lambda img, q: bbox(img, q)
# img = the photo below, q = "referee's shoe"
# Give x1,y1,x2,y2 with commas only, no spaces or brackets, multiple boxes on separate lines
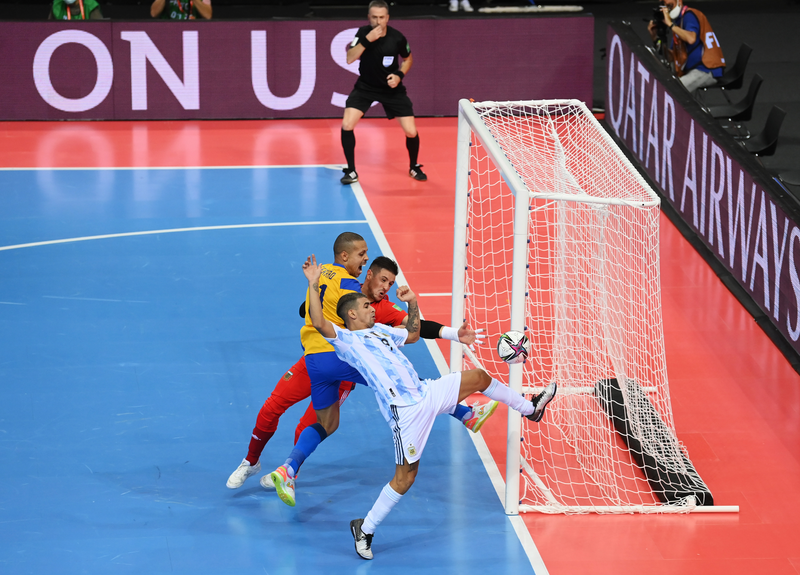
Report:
409,164,428,181
341,168,359,185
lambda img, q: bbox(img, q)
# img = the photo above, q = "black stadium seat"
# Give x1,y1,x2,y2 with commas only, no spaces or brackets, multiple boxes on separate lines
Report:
743,106,787,157
706,74,763,122
702,43,753,95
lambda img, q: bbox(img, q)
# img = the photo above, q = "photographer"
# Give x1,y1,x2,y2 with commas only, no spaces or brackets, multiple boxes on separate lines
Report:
648,0,725,93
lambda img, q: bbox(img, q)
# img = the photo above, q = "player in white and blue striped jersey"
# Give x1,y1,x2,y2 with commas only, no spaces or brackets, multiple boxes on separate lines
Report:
302,254,558,560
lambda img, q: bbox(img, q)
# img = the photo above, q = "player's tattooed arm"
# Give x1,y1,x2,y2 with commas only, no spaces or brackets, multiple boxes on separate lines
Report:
396,286,420,344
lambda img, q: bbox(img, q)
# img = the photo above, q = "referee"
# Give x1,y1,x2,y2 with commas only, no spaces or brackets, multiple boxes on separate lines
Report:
340,0,427,185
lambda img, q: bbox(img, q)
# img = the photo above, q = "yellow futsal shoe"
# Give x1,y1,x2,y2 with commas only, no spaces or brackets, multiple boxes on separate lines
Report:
270,465,296,507
463,400,499,433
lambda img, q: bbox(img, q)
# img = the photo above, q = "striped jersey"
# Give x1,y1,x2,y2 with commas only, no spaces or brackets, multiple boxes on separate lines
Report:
326,323,428,422
300,263,362,355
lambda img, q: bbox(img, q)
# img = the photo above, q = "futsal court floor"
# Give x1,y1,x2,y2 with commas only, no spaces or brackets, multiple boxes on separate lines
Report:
1,118,799,575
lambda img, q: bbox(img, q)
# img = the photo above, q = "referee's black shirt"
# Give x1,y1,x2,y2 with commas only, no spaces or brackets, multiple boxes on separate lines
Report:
352,25,411,92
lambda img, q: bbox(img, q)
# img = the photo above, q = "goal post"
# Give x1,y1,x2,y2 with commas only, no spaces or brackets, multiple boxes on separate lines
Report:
451,99,738,515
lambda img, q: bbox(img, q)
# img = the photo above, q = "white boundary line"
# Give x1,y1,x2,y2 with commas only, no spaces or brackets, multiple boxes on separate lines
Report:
350,181,549,575
0,221,367,252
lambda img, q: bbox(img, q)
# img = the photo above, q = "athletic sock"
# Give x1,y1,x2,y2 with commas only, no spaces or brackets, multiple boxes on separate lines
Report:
450,403,472,422
285,423,328,476
246,428,275,466
482,378,534,416
362,483,403,535
341,129,356,171
406,134,420,167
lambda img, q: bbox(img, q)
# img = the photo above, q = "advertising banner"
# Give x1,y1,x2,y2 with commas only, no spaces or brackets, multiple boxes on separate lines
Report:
606,22,800,362
0,17,593,120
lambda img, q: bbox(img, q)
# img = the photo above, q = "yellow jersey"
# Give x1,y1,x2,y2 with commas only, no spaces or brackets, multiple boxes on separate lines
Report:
301,263,362,355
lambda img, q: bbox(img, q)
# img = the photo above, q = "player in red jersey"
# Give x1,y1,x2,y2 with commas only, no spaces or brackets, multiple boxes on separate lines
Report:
226,256,494,489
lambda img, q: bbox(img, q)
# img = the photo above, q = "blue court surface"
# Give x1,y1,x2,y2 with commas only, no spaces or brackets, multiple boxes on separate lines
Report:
0,166,537,574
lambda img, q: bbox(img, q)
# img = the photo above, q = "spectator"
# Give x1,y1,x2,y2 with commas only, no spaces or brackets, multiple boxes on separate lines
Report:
648,0,725,93
151,0,212,20
49,0,102,20
449,0,474,12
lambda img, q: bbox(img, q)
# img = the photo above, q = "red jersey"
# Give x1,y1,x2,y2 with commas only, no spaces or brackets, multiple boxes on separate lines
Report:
372,296,408,327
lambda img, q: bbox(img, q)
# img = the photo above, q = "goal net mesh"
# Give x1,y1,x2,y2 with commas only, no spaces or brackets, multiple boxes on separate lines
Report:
458,100,701,513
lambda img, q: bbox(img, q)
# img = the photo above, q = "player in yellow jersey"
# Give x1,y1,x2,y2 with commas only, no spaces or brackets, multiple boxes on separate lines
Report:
269,232,369,505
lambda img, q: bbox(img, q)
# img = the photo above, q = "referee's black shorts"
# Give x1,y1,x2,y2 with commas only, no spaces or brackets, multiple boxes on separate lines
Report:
345,84,414,120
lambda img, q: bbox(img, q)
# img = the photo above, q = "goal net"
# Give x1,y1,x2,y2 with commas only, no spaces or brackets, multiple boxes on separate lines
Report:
451,99,715,514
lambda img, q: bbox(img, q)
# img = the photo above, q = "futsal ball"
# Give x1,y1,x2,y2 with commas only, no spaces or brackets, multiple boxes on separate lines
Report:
496,330,530,364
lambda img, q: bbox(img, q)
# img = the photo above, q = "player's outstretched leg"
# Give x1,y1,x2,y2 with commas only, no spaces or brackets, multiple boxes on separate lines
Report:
458,369,557,423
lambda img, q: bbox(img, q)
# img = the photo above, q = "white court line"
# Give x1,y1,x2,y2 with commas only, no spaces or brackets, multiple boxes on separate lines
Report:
43,295,150,304
350,181,549,575
0,220,367,252
418,292,453,297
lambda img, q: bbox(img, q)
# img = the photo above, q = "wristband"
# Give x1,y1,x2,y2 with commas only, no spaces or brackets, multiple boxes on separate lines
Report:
420,320,443,339
395,70,404,80
441,326,460,342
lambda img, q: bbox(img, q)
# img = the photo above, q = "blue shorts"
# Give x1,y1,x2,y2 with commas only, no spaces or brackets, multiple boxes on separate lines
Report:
305,351,366,410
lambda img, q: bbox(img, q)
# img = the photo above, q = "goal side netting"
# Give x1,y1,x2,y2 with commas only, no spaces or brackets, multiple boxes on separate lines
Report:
451,99,725,515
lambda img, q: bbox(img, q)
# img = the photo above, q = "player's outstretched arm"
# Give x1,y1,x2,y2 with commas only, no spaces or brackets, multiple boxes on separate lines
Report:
416,319,485,349
303,255,336,339
396,286,420,344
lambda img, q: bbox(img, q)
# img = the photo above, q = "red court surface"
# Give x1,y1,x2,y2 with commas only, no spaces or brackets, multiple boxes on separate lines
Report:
3,118,799,574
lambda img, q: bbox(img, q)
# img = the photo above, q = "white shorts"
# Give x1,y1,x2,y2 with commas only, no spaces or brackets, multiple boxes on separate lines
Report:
389,371,461,465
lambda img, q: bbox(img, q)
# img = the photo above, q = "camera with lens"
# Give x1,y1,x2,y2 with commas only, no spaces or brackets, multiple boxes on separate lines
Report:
651,3,669,43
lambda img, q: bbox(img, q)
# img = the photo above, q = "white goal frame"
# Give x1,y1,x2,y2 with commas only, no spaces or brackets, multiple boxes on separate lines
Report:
450,98,738,515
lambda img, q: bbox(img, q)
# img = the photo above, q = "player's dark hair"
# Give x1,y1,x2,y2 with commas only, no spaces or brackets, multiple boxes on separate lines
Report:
337,292,368,326
369,256,399,276
333,232,365,259
368,0,389,12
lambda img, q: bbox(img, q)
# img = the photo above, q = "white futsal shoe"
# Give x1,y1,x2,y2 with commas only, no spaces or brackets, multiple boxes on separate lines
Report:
260,473,275,490
527,381,557,423
226,459,261,489
271,465,296,507
463,400,499,433
350,518,374,560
